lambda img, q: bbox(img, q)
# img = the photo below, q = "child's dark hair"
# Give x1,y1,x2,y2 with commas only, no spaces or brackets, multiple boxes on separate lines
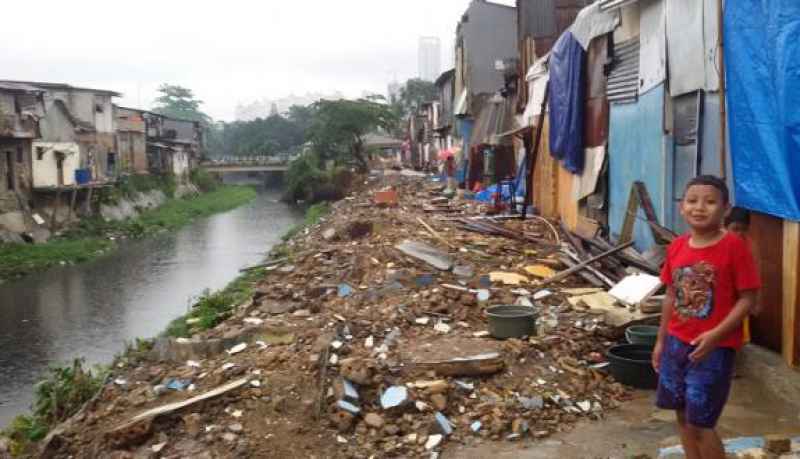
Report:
685,175,729,204
726,206,751,226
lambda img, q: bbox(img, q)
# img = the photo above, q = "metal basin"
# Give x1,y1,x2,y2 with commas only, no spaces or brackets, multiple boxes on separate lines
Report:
486,305,537,339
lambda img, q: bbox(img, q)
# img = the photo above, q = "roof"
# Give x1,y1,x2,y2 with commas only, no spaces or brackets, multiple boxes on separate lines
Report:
434,69,455,88
0,81,44,94
362,132,403,148
0,80,122,97
598,0,639,11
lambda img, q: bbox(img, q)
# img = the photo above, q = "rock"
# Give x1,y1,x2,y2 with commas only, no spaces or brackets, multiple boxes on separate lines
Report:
0,229,24,244
764,435,791,454
340,358,375,385
183,413,203,437
292,309,312,318
330,411,355,433
221,432,238,443
511,418,529,435
364,413,385,429
228,423,243,433
260,300,298,315
384,424,400,436
424,434,443,450
30,227,51,244
430,394,447,411
395,240,454,271
518,395,544,411
322,228,337,240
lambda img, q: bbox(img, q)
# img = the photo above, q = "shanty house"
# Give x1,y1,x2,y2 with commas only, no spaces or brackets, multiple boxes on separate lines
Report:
434,69,456,153
143,113,201,183
0,82,44,228
114,106,148,174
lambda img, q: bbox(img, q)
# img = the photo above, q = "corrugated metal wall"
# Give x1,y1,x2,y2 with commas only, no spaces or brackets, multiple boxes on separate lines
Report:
608,83,667,250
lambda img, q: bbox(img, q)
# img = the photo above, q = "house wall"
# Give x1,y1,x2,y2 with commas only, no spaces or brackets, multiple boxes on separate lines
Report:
0,93,14,114
460,1,518,96
31,142,81,188
39,102,78,142
608,84,668,250
163,118,196,142
170,147,190,180
0,139,33,213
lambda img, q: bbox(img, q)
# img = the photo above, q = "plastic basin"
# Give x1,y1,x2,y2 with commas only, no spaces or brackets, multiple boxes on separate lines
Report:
486,305,537,339
606,344,658,389
625,325,659,346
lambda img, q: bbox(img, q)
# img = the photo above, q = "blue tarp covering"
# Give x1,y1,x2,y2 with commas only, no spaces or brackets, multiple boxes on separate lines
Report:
725,1,800,221
548,31,585,174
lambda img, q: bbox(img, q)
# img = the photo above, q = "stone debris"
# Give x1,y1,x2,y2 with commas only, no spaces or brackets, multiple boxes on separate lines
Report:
44,173,655,458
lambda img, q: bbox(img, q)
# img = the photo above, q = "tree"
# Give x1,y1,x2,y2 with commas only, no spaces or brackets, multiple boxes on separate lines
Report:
151,84,211,124
392,78,438,117
308,98,397,173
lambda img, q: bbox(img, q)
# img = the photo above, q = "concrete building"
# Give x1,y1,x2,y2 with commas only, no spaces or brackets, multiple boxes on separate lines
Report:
114,106,148,175
418,37,442,82
0,82,44,225
143,112,202,185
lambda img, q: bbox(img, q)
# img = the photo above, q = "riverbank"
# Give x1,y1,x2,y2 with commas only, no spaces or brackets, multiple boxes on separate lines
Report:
4,171,640,459
0,185,257,282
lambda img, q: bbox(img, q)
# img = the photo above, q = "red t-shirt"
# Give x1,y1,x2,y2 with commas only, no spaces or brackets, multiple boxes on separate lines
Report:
659,232,761,349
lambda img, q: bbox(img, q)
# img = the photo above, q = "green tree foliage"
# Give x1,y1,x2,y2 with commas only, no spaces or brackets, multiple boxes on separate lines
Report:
206,104,313,158
391,78,438,117
151,84,211,124
307,98,397,172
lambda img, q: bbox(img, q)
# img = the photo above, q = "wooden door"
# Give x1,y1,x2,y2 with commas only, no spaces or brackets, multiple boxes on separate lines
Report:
749,212,784,352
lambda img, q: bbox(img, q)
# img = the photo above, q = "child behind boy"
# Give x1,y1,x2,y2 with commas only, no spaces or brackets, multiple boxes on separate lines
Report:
653,176,761,459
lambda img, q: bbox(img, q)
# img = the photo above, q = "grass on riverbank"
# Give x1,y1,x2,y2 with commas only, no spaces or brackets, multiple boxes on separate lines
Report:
2,359,107,456
0,186,257,281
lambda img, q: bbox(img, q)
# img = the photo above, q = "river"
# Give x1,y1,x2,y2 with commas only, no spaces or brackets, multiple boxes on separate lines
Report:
0,188,303,427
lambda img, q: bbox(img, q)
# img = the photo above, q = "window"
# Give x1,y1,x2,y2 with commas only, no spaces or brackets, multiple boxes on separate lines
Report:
36,147,45,160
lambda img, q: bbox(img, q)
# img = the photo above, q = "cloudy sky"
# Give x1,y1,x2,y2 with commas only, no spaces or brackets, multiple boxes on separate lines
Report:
1,0,514,121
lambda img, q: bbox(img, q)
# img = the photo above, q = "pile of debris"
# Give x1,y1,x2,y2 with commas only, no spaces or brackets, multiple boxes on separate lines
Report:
40,171,664,458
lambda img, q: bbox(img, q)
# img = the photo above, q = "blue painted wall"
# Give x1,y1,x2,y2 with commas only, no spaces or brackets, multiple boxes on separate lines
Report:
457,118,474,183
608,84,669,250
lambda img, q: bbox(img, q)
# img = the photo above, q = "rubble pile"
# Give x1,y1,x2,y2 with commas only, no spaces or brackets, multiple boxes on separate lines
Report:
41,172,662,458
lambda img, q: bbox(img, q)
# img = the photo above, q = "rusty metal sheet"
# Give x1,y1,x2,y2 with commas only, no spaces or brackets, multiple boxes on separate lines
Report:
586,35,609,98
584,97,609,147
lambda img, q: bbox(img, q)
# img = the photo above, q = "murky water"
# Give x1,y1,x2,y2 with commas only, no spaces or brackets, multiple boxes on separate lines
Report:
0,188,302,427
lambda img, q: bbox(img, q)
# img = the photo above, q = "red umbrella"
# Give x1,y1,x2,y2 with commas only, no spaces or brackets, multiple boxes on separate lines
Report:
437,148,454,160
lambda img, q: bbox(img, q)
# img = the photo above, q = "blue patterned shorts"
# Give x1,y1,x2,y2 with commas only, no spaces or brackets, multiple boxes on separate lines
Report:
655,334,736,428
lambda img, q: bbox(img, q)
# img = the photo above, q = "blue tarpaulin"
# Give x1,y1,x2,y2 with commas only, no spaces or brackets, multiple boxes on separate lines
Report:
548,31,585,174
725,1,800,221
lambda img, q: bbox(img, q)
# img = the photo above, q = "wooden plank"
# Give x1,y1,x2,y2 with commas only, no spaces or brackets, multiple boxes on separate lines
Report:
534,241,634,291
749,212,784,352
783,221,799,366
66,186,78,224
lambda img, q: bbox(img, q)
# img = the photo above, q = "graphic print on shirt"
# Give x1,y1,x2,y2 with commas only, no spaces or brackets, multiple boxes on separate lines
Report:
672,261,716,320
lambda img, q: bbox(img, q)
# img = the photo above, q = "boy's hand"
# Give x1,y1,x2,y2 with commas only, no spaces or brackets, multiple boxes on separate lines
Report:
689,330,722,362
652,340,663,372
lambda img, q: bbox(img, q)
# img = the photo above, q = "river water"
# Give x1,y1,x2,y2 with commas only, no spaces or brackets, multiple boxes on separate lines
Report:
0,188,303,427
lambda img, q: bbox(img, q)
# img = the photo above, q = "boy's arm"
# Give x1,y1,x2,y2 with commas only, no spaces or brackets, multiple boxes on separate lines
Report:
652,286,675,372
689,289,757,362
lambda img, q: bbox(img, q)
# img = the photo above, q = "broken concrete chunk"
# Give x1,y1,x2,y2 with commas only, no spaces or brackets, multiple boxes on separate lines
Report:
430,394,447,411
453,264,474,278
340,358,376,386
395,240,454,271
380,386,409,410
227,343,247,355
433,321,451,334
322,228,336,241
518,395,544,411
425,434,443,450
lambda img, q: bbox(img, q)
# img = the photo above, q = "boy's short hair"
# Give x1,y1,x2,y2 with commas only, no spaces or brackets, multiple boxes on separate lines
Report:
685,175,730,204
726,206,751,226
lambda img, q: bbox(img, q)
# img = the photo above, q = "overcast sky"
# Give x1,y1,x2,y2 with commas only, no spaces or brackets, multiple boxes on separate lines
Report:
1,0,514,121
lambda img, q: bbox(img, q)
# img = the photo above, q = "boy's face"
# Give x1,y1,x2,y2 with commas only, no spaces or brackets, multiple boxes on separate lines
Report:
680,184,728,232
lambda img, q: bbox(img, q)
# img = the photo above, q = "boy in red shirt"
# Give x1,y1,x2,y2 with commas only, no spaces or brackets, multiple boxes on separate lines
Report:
653,175,760,459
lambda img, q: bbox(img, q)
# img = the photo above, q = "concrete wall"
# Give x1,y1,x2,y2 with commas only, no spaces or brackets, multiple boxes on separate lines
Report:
459,1,518,96
0,93,14,114
39,102,78,142
171,147,190,180
0,139,33,213
31,142,81,187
